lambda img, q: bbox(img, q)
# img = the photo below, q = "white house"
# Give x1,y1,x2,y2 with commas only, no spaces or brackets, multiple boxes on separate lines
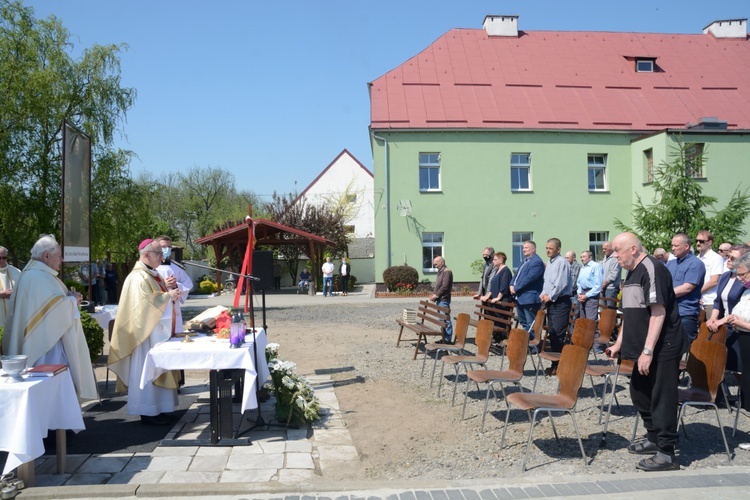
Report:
296,149,376,283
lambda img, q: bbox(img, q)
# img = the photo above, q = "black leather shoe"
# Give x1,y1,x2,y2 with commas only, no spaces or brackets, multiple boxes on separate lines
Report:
140,415,172,426
636,454,680,471
628,440,658,455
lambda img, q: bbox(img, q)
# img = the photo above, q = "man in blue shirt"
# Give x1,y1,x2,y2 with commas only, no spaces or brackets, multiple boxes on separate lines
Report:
577,251,603,320
510,241,545,334
666,233,704,350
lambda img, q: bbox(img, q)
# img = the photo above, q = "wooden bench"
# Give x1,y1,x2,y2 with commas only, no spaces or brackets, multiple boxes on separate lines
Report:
464,301,516,340
396,300,451,360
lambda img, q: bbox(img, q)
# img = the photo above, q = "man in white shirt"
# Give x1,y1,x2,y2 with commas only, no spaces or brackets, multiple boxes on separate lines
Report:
718,242,732,273
155,235,193,332
0,245,21,326
696,230,725,319
321,257,335,297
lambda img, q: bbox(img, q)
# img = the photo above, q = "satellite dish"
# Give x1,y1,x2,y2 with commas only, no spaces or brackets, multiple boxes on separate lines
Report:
397,200,412,217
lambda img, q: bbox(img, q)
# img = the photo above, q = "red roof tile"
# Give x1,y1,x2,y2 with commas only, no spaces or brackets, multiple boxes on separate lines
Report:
369,29,750,131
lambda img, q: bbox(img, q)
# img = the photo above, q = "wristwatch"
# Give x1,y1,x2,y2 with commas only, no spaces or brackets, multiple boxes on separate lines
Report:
642,347,653,356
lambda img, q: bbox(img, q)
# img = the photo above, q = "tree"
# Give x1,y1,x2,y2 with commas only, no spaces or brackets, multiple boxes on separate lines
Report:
0,0,136,264
264,190,350,283
146,165,264,259
615,139,750,251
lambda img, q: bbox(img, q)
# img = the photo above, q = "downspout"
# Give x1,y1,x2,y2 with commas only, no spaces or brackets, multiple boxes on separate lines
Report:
372,133,391,268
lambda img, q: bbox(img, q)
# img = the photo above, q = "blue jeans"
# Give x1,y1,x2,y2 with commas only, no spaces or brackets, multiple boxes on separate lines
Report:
517,304,540,337
323,276,333,296
680,314,699,353
437,300,453,342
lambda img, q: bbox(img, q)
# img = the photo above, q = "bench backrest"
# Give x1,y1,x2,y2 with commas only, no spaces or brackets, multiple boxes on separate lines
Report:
416,299,450,328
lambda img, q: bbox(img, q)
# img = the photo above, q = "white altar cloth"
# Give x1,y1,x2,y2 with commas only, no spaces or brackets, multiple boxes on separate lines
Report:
0,370,84,474
140,329,269,413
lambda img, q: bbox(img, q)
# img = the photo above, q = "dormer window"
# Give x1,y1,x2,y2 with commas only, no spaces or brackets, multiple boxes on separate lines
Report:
636,59,654,72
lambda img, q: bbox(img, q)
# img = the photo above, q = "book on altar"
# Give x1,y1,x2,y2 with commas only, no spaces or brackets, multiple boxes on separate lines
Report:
27,364,69,377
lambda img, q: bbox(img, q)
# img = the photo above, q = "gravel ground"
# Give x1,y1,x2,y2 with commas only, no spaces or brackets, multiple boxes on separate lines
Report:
201,298,750,478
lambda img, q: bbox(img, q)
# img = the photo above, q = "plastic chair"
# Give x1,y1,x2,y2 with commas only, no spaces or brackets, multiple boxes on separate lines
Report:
462,328,529,431
502,344,590,471
422,313,471,386
437,319,493,405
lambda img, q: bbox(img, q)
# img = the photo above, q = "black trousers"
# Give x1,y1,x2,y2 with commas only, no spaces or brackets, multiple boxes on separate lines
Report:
546,296,572,356
738,330,750,411
630,355,680,454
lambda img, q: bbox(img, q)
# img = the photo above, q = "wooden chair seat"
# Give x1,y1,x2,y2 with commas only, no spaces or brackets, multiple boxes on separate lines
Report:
506,393,576,411
422,313,472,387
467,368,523,384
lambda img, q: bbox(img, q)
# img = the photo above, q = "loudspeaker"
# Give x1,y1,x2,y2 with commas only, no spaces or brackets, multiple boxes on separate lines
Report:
251,251,274,291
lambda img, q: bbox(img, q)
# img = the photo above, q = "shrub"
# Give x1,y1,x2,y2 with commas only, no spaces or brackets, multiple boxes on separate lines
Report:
199,279,218,294
349,274,357,287
383,265,419,292
79,310,105,363
65,280,85,295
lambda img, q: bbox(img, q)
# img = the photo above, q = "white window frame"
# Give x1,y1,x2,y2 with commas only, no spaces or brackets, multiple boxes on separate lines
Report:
422,232,444,272
512,232,533,271
588,154,607,192
589,231,608,262
419,153,441,192
685,143,705,179
636,60,654,72
510,153,531,192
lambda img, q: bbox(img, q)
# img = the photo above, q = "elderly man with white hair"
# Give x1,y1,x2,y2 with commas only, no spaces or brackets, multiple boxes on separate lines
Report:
108,239,181,425
2,235,98,401
0,245,21,326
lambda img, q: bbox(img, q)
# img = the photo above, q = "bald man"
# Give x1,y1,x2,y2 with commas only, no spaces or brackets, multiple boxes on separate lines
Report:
609,232,683,472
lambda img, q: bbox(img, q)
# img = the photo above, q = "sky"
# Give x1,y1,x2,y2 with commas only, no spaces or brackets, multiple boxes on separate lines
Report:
24,0,749,200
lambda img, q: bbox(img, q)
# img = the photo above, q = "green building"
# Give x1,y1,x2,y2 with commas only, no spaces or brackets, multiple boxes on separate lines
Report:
368,15,750,284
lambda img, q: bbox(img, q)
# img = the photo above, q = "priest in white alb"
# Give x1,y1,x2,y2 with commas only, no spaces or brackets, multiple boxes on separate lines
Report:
108,239,181,426
2,235,98,401
0,245,22,327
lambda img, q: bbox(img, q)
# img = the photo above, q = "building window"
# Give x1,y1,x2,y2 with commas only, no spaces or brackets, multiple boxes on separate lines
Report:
344,225,355,234
644,148,654,183
419,153,441,192
346,194,357,203
512,232,533,271
636,59,654,72
510,153,531,191
685,143,704,178
422,232,443,271
589,231,608,262
588,154,607,191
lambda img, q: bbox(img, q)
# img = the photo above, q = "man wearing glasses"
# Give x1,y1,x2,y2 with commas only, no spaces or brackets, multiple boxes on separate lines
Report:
0,246,21,326
695,231,724,319
718,242,732,273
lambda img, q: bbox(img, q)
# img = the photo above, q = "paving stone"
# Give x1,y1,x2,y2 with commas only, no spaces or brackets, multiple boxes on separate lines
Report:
536,484,558,497
478,489,498,500
313,429,353,445
286,440,313,453
220,469,277,482
159,470,220,483
277,468,317,483
549,484,574,496
316,445,359,461
596,481,620,493
398,493,416,500
227,452,285,469
505,487,528,499
33,474,70,487
188,455,229,472
64,473,111,485
195,446,232,456
579,482,605,495
445,489,464,500
122,455,152,472
108,470,165,485
431,491,449,500
461,489,481,500
286,428,309,440
35,453,90,474
491,489,512,500
521,486,543,498
76,455,130,473
145,456,192,471
229,443,265,454
286,452,315,469
260,440,287,453
415,491,432,500
151,445,198,456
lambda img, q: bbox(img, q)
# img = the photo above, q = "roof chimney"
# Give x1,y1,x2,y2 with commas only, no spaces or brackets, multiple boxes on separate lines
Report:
703,19,747,38
483,15,519,37
687,117,728,131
